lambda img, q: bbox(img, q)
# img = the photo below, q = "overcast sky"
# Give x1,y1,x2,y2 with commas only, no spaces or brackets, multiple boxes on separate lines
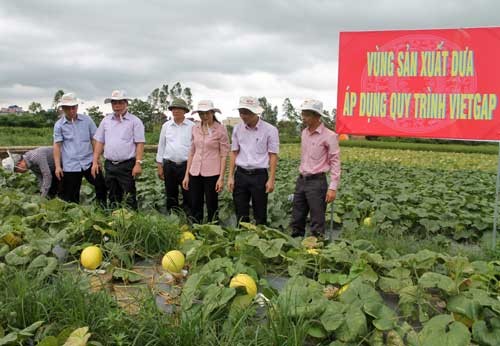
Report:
0,0,499,118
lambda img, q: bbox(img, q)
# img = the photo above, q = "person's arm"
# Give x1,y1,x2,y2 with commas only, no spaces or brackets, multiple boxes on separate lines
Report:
265,126,280,193
132,118,145,177
266,153,278,193
227,126,239,192
182,146,195,191
227,151,237,192
91,141,104,178
156,124,166,180
38,155,53,198
53,122,64,180
132,143,144,177
53,142,63,180
216,125,230,192
325,133,341,203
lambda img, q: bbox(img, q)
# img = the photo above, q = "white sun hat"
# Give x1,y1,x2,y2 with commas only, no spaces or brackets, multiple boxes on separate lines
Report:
300,99,324,116
104,90,132,104
192,100,221,114
2,152,22,173
234,96,263,115
57,93,80,107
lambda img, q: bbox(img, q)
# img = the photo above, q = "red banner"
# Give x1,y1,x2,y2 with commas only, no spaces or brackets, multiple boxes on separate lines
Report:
336,27,500,140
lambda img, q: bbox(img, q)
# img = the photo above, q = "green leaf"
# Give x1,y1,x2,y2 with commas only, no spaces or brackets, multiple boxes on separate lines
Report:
417,314,470,346
112,268,143,283
37,336,59,346
63,326,91,346
363,301,397,331
318,273,349,285
4,244,34,265
320,301,346,331
418,272,456,294
472,318,500,346
202,285,235,317
447,294,481,321
336,306,368,342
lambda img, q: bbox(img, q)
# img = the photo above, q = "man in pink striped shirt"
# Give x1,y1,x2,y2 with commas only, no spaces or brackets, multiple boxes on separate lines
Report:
290,99,341,238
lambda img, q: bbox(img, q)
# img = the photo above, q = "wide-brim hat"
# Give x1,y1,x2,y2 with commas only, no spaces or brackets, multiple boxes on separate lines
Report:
1,152,22,173
234,96,263,114
300,99,324,116
168,98,190,112
104,90,132,104
57,93,80,107
192,100,221,114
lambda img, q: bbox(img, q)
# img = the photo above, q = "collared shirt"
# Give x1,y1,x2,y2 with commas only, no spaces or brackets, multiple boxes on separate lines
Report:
231,118,279,169
23,146,55,197
53,113,96,172
94,112,145,161
189,122,230,177
299,123,341,190
156,118,195,163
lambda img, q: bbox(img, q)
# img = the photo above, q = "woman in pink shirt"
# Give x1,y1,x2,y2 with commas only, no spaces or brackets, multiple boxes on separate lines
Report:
182,100,230,223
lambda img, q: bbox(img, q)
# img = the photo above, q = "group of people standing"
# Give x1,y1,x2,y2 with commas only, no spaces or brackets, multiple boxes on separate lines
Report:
2,91,341,238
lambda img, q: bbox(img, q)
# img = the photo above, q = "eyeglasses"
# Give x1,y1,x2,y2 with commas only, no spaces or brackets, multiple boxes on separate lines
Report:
111,100,127,105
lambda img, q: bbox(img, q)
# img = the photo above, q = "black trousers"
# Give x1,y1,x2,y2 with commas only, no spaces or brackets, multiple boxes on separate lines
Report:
46,171,62,199
233,168,268,225
163,160,190,216
290,174,328,236
105,159,137,210
189,174,219,224
61,166,107,206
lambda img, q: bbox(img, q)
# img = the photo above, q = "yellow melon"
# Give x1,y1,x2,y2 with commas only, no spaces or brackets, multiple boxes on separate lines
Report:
229,274,257,298
80,246,103,270
162,250,185,273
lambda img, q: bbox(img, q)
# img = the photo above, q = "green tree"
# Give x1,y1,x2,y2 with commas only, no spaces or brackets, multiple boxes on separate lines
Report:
87,105,104,124
128,99,154,131
277,120,301,142
258,97,278,126
322,108,336,130
28,102,42,114
52,89,64,110
282,98,300,125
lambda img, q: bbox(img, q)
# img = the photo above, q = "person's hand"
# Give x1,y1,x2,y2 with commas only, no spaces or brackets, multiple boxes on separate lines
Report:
215,177,224,193
325,189,337,203
227,176,234,192
182,176,189,190
265,178,275,193
55,167,63,180
132,163,142,178
91,162,100,178
157,166,164,180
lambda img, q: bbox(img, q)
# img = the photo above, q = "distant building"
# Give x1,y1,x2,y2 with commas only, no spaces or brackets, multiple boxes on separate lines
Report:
223,117,241,127
0,105,24,114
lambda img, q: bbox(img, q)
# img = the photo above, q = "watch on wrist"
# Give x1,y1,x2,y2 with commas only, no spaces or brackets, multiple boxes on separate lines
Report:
136,160,143,165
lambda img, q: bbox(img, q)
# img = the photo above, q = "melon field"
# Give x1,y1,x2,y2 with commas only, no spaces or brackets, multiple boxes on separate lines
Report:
0,145,499,345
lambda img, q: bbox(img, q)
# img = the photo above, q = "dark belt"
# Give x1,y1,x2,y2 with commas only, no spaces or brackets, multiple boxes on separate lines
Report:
107,158,135,165
164,159,187,166
236,166,267,175
299,172,325,181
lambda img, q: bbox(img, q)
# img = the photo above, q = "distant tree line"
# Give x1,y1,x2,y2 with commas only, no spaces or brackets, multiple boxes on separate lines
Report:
3,83,338,144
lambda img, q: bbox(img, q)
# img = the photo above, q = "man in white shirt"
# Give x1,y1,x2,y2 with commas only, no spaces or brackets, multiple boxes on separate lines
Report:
156,98,195,215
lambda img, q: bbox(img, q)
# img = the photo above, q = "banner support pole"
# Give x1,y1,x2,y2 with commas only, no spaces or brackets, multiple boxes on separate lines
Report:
492,142,500,250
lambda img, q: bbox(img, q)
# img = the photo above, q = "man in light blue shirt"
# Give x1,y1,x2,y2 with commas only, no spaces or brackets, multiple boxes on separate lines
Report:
53,93,107,206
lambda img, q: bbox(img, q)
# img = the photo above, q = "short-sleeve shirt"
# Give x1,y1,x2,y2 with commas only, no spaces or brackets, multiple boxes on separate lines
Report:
53,114,96,171
300,123,341,190
231,118,279,169
189,122,230,177
94,112,145,161
156,118,194,163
